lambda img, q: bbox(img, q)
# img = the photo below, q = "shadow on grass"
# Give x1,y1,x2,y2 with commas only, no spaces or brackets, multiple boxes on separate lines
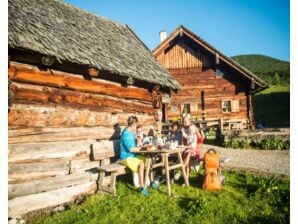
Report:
254,91,290,128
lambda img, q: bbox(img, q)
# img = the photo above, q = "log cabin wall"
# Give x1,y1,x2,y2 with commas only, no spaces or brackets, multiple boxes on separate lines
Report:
155,36,251,126
8,61,155,217
8,0,180,217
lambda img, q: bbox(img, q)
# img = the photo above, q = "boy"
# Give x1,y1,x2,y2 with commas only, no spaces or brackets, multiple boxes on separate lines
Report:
120,116,150,196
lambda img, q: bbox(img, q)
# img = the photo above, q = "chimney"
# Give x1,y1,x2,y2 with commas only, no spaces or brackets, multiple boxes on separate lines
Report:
159,30,167,42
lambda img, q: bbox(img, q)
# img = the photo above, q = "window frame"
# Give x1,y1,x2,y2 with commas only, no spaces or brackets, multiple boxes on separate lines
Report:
221,100,231,113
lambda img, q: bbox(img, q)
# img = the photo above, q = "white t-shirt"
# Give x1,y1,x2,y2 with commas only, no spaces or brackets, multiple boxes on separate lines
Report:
187,133,197,148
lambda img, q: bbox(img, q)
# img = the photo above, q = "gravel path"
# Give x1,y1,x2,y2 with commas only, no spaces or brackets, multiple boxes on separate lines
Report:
200,144,290,177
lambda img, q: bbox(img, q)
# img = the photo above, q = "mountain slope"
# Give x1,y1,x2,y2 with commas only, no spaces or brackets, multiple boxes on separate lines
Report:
231,54,290,85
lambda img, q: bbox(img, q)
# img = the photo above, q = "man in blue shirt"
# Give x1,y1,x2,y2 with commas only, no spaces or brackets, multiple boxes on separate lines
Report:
120,116,150,196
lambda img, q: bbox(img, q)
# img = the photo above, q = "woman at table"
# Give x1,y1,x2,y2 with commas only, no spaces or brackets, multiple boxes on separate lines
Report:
120,116,150,196
181,114,205,178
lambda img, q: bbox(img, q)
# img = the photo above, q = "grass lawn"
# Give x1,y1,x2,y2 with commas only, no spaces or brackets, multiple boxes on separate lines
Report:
32,170,289,224
253,85,290,128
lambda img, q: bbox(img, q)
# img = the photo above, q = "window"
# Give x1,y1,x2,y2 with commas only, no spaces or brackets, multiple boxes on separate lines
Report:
222,100,231,113
216,69,224,77
222,100,240,113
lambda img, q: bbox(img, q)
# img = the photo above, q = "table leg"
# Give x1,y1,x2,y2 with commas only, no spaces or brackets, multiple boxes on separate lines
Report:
164,153,171,196
145,157,152,186
177,152,189,186
161,155,165,176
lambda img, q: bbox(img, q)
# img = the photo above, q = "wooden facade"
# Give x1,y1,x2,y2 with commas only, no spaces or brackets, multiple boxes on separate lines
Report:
8,61,159,218
8,0,179,218
153,26,268,128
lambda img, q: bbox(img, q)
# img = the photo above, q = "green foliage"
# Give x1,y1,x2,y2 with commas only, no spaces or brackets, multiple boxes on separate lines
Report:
272,72,280,85
255,138,289,150
223,137,289,150
186,198,207,215
231,54,290,85
223,139,250,149
31,171,290,224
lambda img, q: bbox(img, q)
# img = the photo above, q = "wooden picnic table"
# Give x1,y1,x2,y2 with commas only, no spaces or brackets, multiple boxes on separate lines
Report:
131,146,189,196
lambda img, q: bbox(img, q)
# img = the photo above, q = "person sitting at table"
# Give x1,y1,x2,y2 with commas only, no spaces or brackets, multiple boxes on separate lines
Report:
120,116,150,196
136,125,146,147
182,123,199,178
180,115,206,177
168,121,182,147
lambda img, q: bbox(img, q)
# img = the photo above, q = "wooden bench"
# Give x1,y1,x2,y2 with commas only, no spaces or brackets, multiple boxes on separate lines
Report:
91,141,129,196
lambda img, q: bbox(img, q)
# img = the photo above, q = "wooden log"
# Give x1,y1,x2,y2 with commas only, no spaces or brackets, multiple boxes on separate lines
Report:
8,172,98,199
8,182,96,218
9,62,152,102
8,140,95,164
9,103,155,128
9,123,154,144
9,161,70,184
11,82,154,114
8,126,123,144
70,159,100,174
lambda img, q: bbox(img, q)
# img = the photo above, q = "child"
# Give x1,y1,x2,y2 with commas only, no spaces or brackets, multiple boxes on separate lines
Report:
182,124,200,178
120,116,149,196
168,121,182,147
136,126,145,147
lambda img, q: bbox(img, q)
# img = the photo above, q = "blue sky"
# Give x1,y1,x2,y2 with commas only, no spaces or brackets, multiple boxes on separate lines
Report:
64,0,289,61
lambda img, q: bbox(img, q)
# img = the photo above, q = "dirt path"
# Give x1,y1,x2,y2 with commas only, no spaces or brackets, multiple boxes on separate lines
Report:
201,144,290,177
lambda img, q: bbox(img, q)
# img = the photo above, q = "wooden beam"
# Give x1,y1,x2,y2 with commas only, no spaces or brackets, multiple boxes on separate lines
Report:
8,182,96,218
8,126,123,144
8,172,98,199
10,82,154,114
70,159,100,174
9,103,155,129
9,140,95,164
9,62,152,102
9,161,70,184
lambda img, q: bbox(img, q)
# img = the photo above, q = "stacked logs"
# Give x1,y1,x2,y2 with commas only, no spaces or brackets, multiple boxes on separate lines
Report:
8,61,156,218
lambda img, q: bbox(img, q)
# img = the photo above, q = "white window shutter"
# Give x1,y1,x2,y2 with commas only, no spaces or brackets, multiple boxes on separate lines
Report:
231,100,239,112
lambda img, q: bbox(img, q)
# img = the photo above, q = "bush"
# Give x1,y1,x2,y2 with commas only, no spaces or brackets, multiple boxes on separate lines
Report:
223,137,289,150
223,139,250,149
254,138,289,150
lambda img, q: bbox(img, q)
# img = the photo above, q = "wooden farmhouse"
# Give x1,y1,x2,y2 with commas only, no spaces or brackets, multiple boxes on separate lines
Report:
153,26,268,130
8,0,179,218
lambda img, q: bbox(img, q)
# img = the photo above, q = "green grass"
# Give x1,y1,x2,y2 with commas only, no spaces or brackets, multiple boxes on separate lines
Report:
32,171,289,224
253,85,290,128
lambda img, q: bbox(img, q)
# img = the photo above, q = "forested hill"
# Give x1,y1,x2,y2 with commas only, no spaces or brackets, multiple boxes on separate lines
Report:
231,54,290,85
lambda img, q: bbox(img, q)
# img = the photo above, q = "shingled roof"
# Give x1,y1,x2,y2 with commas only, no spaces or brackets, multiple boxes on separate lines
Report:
8,0,180,90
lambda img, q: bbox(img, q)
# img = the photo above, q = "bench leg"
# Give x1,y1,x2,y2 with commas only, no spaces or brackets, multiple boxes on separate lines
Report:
97,171,105,194
97,171,118,196
110,172,117,196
